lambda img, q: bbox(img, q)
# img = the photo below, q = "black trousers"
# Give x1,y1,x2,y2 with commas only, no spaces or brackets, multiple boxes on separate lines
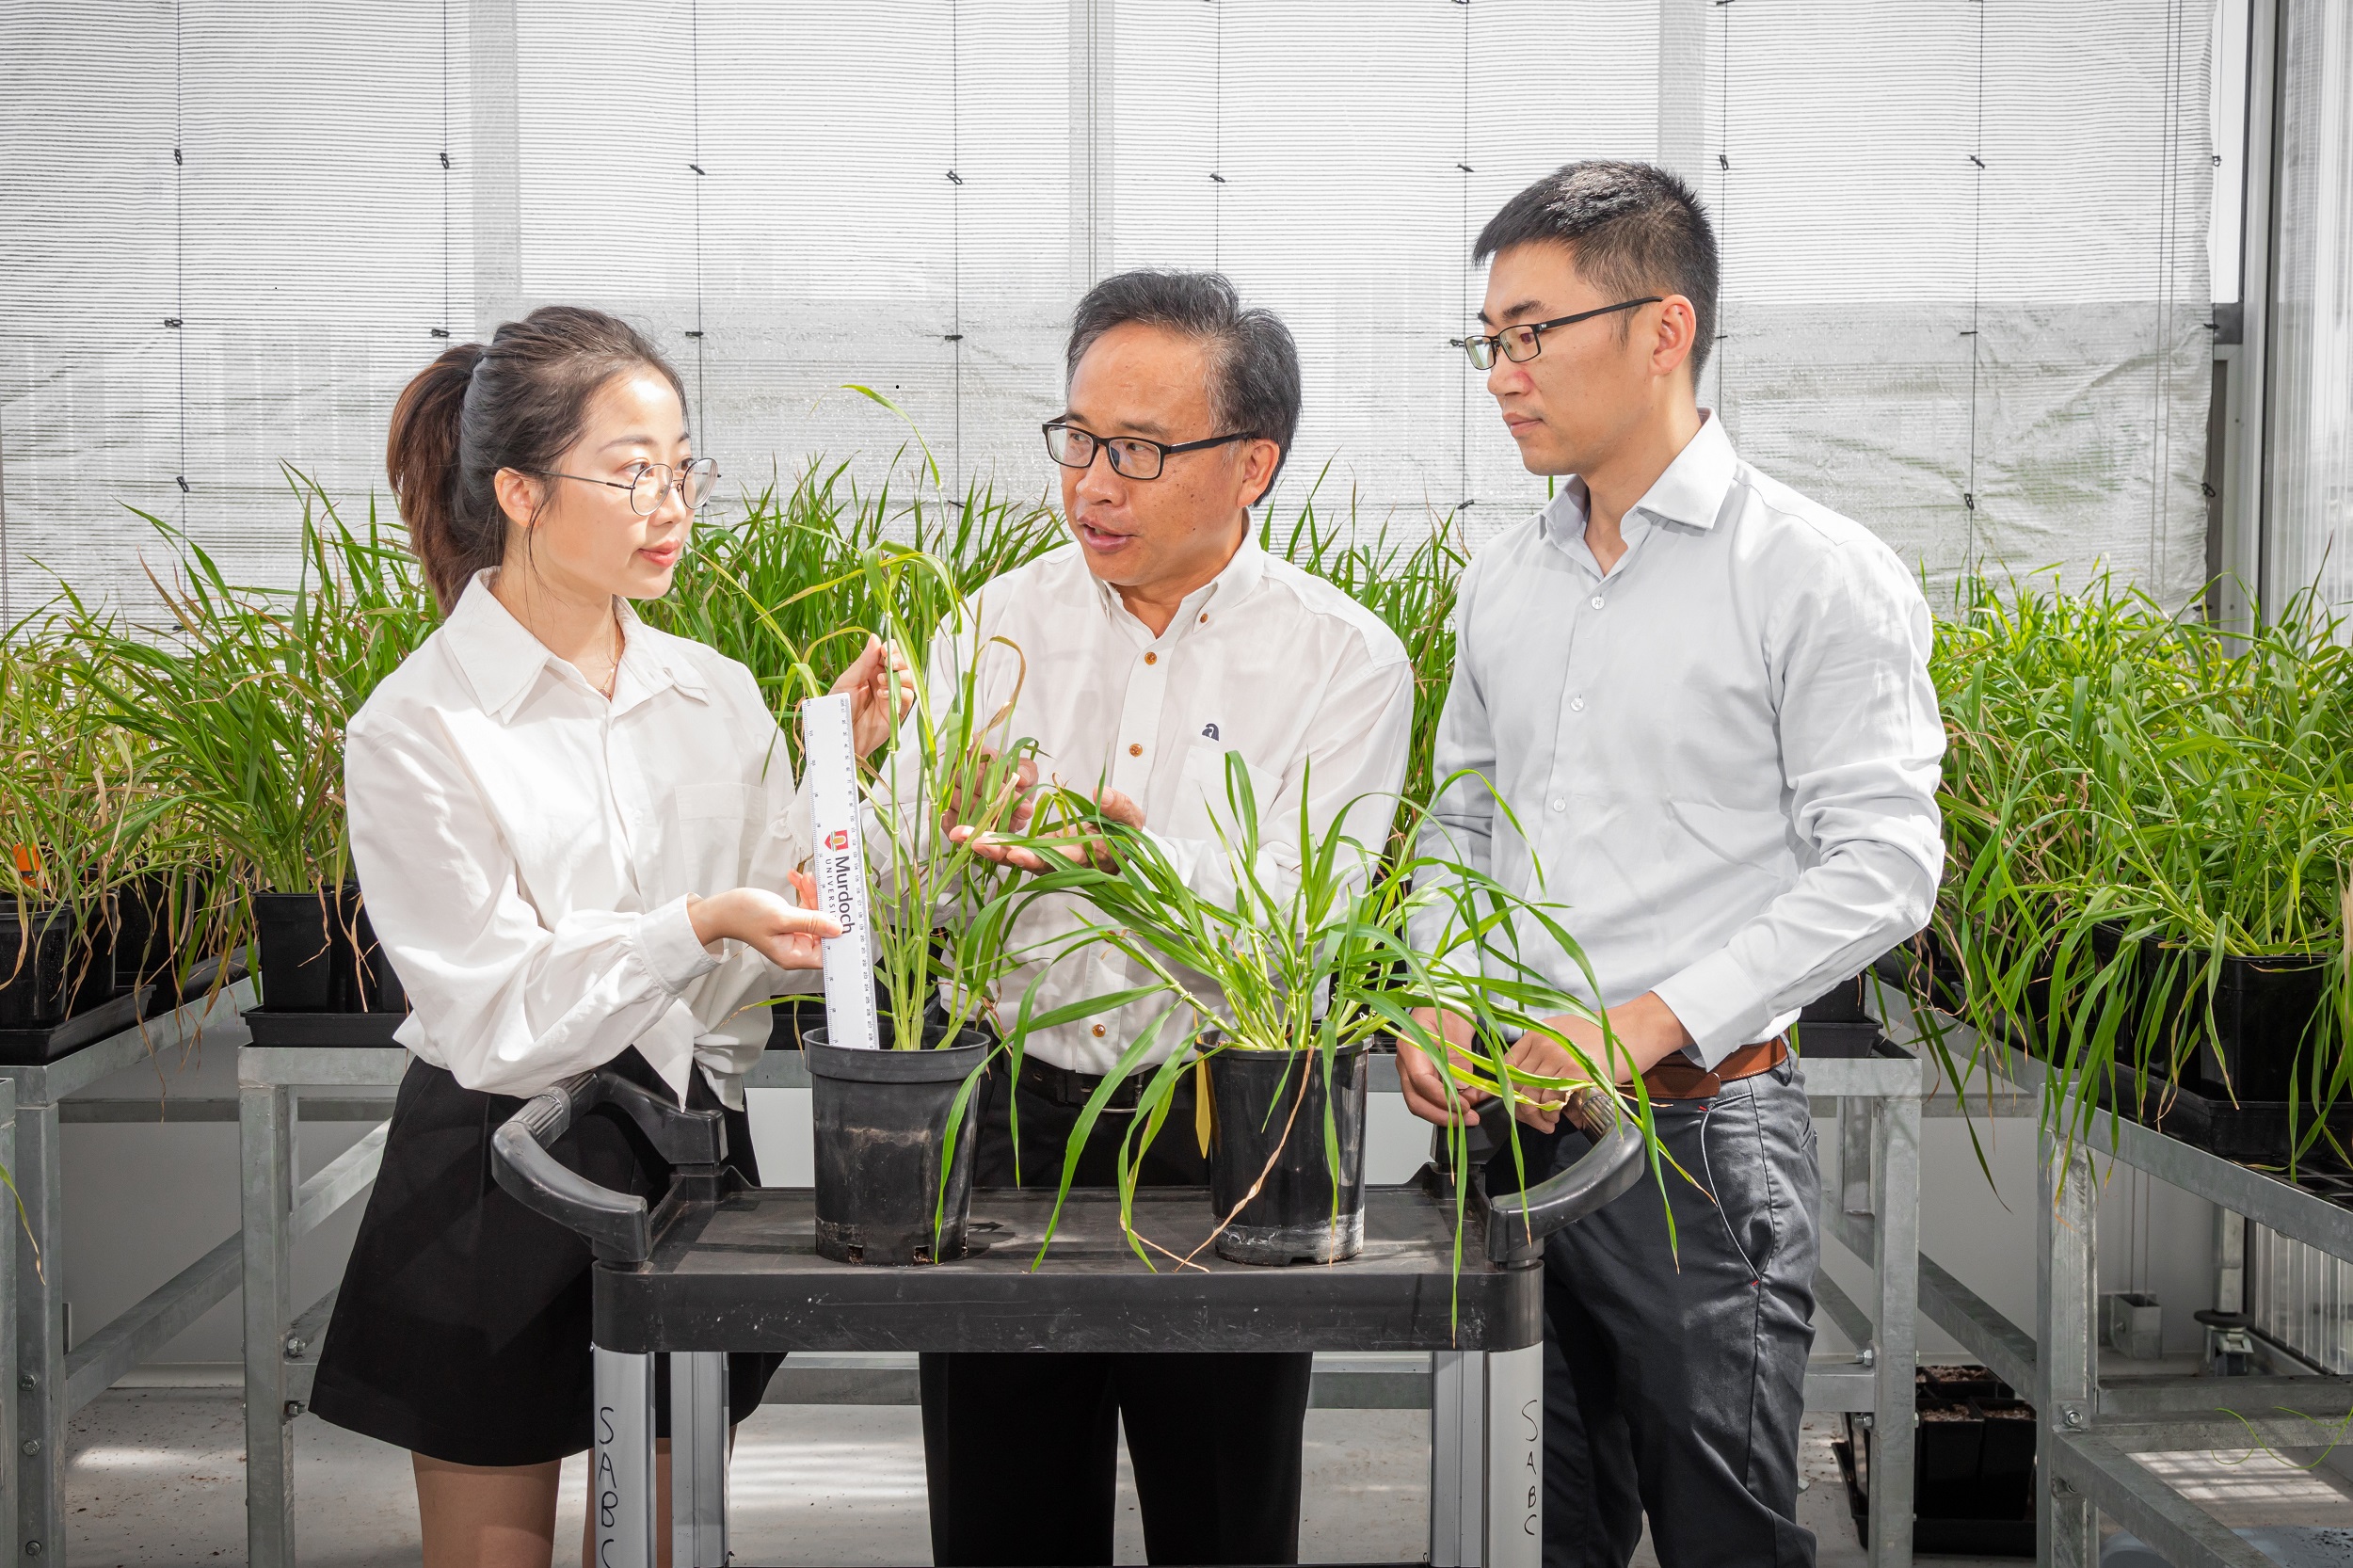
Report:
1494,1059,1820,1568
920,1068,1315,1567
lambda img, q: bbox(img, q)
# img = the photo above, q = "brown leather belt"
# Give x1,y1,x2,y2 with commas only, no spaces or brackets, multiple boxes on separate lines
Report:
1640,1036,1788,1101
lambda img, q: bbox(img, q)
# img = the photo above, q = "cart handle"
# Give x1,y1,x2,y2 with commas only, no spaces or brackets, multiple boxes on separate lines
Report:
1483,1112,1647,1265
488,1069,728,1264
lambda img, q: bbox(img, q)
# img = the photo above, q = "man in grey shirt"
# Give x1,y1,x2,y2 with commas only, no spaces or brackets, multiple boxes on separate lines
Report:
1401,162,1945,1568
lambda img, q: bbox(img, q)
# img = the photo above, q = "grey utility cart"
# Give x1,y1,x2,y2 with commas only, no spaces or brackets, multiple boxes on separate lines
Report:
488,1064,1650,1568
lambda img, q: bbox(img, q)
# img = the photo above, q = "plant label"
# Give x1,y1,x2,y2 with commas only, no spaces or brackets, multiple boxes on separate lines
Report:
802,694,880,1050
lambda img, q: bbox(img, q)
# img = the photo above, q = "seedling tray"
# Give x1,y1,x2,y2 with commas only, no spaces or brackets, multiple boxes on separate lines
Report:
2101,1075,2353,1172
592,1165,1542,1356
0,984,156,1064
242,1005,408,1048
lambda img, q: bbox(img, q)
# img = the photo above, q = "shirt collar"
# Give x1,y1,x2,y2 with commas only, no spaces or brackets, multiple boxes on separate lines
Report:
1083,532,1267,641
441,571,707,724
1540,410,1739,556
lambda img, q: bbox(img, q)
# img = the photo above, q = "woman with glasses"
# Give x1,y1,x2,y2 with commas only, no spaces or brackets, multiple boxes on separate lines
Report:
308,305,909,1567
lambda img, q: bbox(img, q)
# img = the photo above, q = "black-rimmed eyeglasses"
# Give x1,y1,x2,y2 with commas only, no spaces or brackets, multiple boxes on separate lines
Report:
520,457,720,516
1043,421,1257,481
1450,297,1663,369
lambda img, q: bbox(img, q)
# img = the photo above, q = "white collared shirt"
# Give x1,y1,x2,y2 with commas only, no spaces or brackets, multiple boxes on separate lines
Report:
920,537,1415,1075
345,571,812,1104
1416,414,1945,1068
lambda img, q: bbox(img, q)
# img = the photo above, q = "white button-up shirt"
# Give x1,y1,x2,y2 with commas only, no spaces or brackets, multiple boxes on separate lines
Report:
1417,414,1945,1067
346,572,812,1104
923,539,1415,1075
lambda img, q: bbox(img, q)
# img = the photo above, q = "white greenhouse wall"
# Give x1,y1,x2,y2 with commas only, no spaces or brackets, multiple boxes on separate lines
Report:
2,0,2215,623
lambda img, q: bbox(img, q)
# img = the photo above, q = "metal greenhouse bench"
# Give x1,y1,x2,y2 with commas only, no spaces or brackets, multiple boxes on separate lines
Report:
489,1066,1646,1568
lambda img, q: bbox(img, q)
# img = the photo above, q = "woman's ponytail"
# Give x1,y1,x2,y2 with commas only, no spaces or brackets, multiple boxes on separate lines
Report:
386,342,494,613
385,308,686,615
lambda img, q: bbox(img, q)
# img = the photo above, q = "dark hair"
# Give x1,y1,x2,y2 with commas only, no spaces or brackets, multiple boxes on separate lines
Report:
386,305,687,612
1474,160,1721,384
1065,269,1302,496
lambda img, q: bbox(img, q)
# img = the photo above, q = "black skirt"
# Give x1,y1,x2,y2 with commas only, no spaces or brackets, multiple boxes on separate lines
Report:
310,1048,780,1467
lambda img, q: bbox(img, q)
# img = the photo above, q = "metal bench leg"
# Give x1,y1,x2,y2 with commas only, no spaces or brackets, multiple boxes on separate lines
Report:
1431,1342,1544,1568
1431,1349,1481,1566
1484,1341,1543,1568
669,1351,728,1568
595,1344,657,1568
0,1088,22,1566
241,1082,296,1568
16,1090,63,1566
1868,1092,1920,1568
2037,1130,2096,1568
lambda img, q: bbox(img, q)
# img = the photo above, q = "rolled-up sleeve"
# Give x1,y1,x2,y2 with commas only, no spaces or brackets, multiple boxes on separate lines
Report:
1651,540,1945,1064
348,719,723,1096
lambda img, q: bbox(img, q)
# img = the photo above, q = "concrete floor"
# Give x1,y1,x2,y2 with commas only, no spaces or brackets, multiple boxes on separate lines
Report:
57,1389,2353,1567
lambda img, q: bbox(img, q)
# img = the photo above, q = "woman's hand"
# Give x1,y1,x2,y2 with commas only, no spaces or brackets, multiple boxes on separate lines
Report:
832,634,918,756
688,872,840,970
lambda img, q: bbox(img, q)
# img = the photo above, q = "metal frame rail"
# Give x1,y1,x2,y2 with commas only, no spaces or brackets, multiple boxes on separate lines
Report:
1877,992,2353,1568
0,984,247,1567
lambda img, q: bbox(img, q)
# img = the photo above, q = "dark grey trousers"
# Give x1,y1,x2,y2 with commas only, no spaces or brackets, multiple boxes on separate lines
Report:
1494,1058,1820,1568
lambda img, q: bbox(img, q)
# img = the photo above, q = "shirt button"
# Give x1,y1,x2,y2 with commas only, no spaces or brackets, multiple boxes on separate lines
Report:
1198,613,1209,625
1590,595,1605,610
1571,696,1586,712
1144,651,1158,665
1128,743,1144,757
1550,796,1567,812
1092,1024,1107,1038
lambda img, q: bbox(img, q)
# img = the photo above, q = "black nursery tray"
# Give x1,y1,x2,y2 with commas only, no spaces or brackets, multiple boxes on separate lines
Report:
242,1005,408,1048
2103,1077,2353,1173
0,984,158,1065
1832,1427,2034,1558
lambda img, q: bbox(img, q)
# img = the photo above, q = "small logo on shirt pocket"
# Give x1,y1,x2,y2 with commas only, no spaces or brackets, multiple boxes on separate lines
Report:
1201,722,1220,741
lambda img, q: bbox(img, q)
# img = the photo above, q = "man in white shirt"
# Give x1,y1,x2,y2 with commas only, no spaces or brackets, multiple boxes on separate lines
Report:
917,270,1414,1568
1401,163,1945,1568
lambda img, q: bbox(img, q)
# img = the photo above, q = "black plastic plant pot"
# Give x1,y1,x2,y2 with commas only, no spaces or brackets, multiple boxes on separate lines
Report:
1969,1398,2038,1521
2089,923,2330,1103
111,872,196,1005
2184,952,2330,1105
1910,1398,1985,1520
254,888,350,1010
353,902,406,1013
1207,1043,1369,1266
0,904,73,1032
254,886,405,1014
804,1021,989,1266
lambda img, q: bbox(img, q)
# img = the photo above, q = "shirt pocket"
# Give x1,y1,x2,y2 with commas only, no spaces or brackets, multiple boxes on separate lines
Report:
1173,742,1282,843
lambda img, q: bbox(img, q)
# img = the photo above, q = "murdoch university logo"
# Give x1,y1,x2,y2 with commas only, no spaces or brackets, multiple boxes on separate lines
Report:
824,828,852,852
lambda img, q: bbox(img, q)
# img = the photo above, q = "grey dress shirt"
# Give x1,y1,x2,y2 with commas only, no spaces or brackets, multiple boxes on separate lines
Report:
1415,414,1945,1068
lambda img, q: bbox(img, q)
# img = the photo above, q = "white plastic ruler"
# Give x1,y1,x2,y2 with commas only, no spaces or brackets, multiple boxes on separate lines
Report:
801,693,880,1050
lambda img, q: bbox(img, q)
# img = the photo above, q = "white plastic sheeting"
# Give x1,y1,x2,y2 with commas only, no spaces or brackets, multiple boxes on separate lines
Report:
0,0,2213,620
2263,0,2353,617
